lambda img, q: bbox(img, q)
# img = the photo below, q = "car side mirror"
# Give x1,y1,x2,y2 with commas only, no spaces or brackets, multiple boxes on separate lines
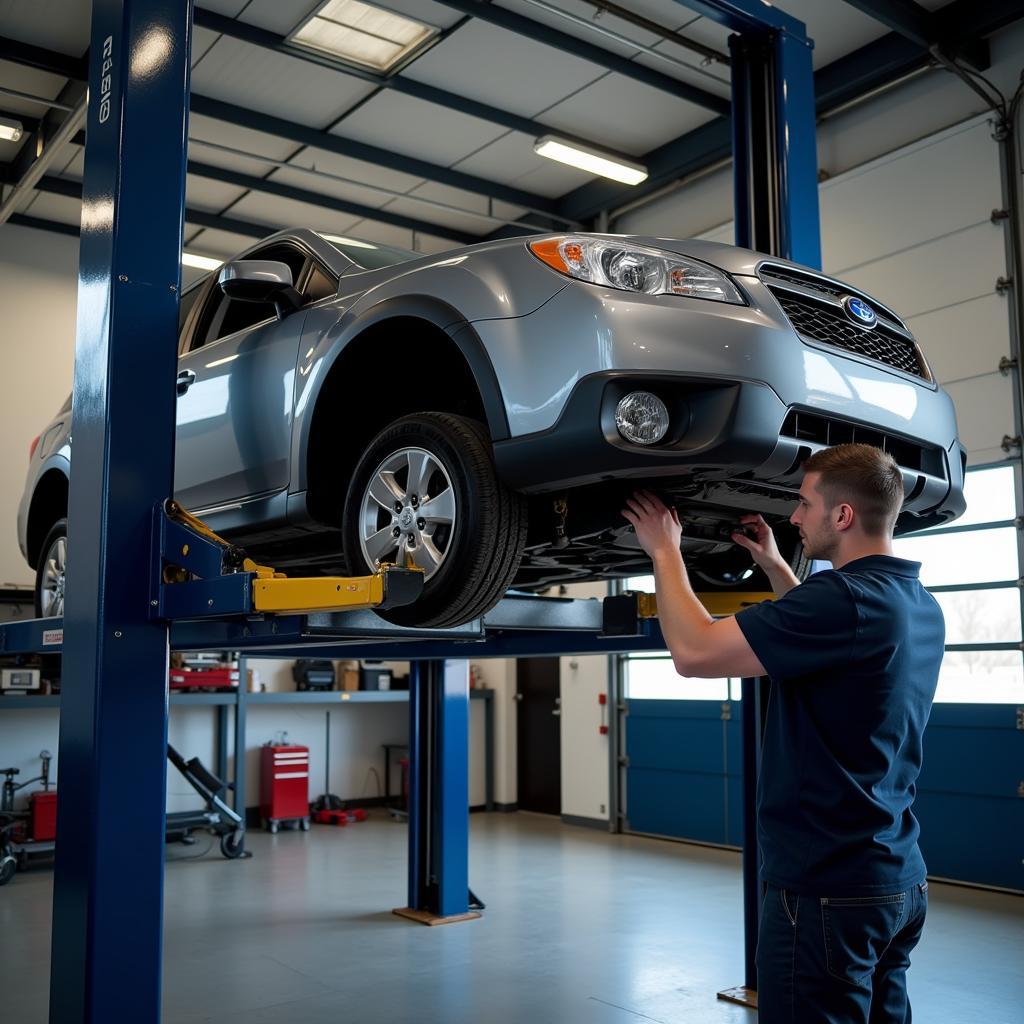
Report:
218,260,302,318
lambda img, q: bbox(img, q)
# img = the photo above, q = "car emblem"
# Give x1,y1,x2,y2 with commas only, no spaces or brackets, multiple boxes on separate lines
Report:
843,295,877,329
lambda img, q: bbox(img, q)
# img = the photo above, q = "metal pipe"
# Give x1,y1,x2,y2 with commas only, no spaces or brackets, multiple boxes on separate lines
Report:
516,0,731,89
0,95,86,227
188,138,581,232
0,86,76,112
579,0,729,65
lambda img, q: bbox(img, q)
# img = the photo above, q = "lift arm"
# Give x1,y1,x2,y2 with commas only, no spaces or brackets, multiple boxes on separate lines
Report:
154,500,423,619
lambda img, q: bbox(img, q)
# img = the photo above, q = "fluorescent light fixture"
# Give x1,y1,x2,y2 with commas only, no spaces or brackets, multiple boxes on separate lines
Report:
290,0,436,72
534,135,648,186
0,116,24,142
181,252,223,271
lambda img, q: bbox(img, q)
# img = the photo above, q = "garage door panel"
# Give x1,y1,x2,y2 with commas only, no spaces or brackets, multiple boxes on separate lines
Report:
821,117,1001,273
908,292,1009,386
916,791,1023,890
943,373,1015,458
837,222,1005,320
626,768,726,844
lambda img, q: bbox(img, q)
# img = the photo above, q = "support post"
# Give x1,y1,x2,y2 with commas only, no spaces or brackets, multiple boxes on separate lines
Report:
718,675,769,1009
48,1,193,1021
235,657,247,821
396,660,479,925
729,20,821,267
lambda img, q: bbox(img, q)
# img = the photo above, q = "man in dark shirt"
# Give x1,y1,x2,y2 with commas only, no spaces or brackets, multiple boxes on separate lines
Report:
623,443,942,1024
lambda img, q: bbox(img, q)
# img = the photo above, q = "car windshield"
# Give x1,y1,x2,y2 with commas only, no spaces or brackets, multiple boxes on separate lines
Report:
318,233,421,270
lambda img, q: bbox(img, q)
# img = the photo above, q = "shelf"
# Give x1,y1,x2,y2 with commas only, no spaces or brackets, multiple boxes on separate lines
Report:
0,695,60,709
0,689,493,711
170,692,238,706
247,690,409,704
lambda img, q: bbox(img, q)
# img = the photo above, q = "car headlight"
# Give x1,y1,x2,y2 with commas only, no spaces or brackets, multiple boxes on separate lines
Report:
529,236,744,303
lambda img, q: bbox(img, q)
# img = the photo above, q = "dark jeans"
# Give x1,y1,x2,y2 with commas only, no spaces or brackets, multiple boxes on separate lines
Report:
756,880,928,1024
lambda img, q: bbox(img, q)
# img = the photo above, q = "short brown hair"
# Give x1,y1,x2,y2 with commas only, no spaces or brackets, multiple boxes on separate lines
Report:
802,443,904,536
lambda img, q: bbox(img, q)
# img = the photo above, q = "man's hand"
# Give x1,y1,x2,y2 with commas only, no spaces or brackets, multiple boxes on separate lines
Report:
622,490,682,562
731,513,783,570
731,513,802,598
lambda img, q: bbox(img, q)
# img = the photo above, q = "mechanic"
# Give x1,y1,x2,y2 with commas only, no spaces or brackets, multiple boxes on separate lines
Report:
622,443,943,1024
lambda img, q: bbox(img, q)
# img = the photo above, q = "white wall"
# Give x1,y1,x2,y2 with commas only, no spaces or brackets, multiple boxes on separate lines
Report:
0,222,78,585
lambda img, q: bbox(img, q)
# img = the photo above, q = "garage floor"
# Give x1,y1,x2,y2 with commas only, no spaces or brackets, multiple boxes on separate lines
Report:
2,814,1021,1023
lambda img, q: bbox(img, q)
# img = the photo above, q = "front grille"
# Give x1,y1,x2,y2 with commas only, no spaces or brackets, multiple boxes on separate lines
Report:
772,293,925,379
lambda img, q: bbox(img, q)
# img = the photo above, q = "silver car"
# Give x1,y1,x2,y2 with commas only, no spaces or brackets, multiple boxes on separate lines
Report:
19,229,965,626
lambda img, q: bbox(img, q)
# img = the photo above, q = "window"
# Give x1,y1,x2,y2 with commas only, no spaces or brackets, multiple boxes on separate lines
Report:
894,463,1023,703
186,246,333,352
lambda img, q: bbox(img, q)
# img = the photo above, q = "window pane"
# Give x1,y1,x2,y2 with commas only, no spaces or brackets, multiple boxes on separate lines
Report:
626,656,728,700
946,465,1016,528
935,650,1024,703
893,527,1019,586
934,588,1022,644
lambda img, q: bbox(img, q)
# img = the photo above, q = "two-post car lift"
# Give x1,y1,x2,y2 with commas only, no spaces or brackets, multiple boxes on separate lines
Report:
3,0,821,1020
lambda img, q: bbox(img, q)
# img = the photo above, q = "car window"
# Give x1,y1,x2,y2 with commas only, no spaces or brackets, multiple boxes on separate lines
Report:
187,244,309,352
302,263,337,303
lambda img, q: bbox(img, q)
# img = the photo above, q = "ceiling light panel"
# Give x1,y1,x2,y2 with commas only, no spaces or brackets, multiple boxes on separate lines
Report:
289,0,436,72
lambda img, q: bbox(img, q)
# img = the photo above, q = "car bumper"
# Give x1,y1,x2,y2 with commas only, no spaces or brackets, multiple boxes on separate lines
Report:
486,281,965,529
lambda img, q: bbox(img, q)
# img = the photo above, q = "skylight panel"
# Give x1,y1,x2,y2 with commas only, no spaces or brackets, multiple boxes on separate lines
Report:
290,0,437,72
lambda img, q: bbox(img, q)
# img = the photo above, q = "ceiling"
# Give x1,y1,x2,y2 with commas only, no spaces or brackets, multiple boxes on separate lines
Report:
0,0,1017,267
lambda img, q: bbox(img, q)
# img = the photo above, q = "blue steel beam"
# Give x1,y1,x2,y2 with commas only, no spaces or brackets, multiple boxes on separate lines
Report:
432,0,730,115
555,0,1014,224
192,7,618,160
188,94,556,214
20,168,481,247
0,36,557,212
47,1,192,1023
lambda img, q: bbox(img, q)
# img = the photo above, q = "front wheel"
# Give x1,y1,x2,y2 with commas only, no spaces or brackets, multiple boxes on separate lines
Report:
342,413,527,628
220,831,246,859
0,854,16,886
35,518,68,618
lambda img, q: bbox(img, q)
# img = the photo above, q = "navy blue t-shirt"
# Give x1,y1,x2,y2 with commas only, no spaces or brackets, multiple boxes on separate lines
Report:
735,555,944,896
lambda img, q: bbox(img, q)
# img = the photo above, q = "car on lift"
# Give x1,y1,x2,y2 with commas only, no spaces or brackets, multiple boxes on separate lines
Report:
19,228,966,627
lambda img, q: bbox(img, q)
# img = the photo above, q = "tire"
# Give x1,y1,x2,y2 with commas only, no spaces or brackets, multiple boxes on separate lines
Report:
0,855,16,886
342,413,528,628
34,518,68,619
689,525,810,592
220,831,246,859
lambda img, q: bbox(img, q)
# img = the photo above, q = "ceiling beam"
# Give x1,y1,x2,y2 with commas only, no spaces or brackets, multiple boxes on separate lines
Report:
193,8,615,159
432,0,730,116
841,0,987,68
556,0,1017,223
0,33,557,213
185,161,480,244
188,94,555,214
6,169,479,245
0,34,87,79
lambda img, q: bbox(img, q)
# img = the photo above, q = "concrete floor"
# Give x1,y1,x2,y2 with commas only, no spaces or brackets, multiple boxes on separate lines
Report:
2,813,1021,1023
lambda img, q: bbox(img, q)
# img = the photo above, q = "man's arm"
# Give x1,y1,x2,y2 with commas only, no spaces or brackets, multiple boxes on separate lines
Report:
623,492,767,679
731,513,802,598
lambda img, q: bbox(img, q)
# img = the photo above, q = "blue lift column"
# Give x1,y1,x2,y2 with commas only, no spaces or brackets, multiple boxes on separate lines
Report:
48,1,193,1021
397,659,479,926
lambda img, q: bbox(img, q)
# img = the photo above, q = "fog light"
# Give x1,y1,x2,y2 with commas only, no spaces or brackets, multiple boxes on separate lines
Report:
615,391,669,445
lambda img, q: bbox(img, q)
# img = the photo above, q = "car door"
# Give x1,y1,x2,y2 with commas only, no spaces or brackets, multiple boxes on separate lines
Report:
174,244,337,512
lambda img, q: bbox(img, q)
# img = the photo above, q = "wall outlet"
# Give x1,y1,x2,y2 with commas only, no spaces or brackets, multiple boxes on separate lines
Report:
599,803,606,814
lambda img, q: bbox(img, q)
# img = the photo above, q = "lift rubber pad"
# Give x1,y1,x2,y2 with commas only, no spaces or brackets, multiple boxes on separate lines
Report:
379,568,425,609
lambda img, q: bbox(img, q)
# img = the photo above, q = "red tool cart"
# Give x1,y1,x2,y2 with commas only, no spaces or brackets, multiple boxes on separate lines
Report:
259,744,311,833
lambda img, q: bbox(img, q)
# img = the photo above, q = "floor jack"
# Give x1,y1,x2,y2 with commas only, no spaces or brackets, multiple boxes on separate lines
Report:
166,744,248,859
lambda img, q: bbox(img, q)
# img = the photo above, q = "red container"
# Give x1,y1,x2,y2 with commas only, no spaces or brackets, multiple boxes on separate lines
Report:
259,745,309,827
30,791,58,842
169,666,238,691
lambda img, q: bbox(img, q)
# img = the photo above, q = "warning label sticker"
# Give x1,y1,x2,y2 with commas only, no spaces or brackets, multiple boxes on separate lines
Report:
42,629,63,646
